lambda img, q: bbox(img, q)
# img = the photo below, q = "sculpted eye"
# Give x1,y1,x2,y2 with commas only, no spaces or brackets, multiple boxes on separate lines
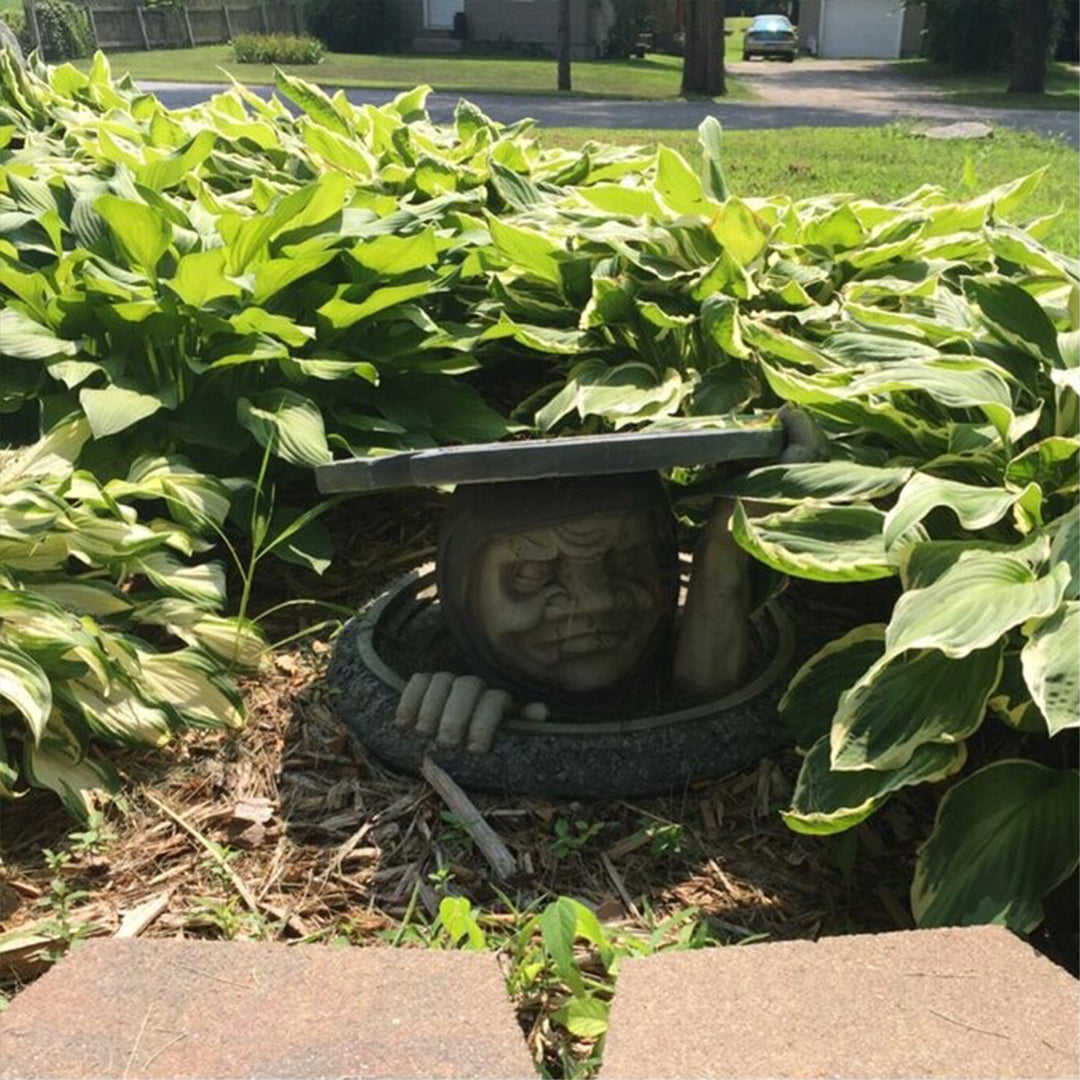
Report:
510,560,556,595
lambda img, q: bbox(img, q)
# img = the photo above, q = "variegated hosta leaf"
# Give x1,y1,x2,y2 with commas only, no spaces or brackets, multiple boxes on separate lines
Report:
1021,603,1079,735
732,501,901,583
0,414,89,488
0,588,100,660
66,678,172,747
723,462,912,505
1005,437,1080,496
779,624,886,749
912,760,1079,932
782,736,966,836
0,643,52,743
883,474,1043,550
22,714,117,820
132,551,227,607
830,642,1004,771
1048,506,1078,601
26,578,132,616
139,651,244,729
989,650,1048,733
894,533,1051,590
136,599,267,668
886,553,1071,659
108,455,232,531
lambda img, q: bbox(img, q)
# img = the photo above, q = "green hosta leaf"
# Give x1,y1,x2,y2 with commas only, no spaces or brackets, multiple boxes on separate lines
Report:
654,144,711,216
95,194,173,275
140,651,244,729
895,534,1051,590
725,463,912,505
783,736,966,836
113,456,231,530
732,502,896,583
136,600,266,668
318,281,435,329
23,719,117,819
884,474,1042,549
1005,437,1079,495
237,389,332,467
67,679,172,747
577,184,665,218
0,308,78,360
711,197,768,265
964,278,1061,366
804,204,865,250
168,248,242,307
697,116,729,201
134,551,227,607
1021,603,1078,735
830,643,1003,770
274,68,351,135
79,385,175,440
886,553,1071,658
779,625,886,749
912,760,1079,932
1,415,89,485
701,295,748,358
351,229,439,275
230,308,315,347
29,579,132,617
252,249,337,304
554,996,609,1039
1049,507,1078,600
485,215,563,286
0,644,52,743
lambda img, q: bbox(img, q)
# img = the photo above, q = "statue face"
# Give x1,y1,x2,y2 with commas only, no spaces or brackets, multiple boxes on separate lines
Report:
468,509,666,694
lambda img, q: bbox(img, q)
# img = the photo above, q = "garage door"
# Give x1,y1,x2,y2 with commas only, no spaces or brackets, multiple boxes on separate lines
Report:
819,0,904,58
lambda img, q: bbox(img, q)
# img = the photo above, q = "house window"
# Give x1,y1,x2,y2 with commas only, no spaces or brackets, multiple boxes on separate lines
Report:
424,0,464,29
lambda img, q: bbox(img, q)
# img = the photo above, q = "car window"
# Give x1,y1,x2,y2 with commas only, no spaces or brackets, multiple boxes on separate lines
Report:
750,16,792,31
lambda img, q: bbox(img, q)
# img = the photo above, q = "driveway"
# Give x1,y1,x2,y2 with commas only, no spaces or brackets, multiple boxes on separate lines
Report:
141,59,1080,145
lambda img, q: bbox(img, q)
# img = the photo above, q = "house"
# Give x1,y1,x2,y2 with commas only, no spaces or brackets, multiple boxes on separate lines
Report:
392,0,616,58
798,0,925,58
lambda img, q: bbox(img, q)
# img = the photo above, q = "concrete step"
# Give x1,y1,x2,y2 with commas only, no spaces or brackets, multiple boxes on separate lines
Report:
411,37,463,53
600,925,1078,1078
0,938,534,1079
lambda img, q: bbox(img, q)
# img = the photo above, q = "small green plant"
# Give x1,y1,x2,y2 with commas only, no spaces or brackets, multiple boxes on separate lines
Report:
185,896,270,940
231,32,324,64
549,818,605,860
38,849,95,957
645,822,684,857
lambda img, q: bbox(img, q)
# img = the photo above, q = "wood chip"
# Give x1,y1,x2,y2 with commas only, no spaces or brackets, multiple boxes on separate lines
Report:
115,892,172,939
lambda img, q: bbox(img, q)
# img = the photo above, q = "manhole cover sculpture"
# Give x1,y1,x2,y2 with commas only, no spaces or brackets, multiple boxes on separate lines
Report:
318,416,822,797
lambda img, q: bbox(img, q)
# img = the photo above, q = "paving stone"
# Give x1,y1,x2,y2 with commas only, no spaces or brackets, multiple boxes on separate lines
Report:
601,925,1078,1079
924,121,995,139
0,938,534,1079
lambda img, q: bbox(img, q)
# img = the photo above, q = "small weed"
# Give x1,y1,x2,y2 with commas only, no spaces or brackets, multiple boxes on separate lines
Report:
549,818,605,860
185,896,271,941
38,849,95,958
645,822,684,858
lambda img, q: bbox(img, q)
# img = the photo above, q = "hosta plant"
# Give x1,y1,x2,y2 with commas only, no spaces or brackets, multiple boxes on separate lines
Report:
0,416,265,817
0,52,1076,927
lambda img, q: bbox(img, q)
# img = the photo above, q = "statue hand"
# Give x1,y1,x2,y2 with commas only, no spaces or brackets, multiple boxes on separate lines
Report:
393,673,547,755
778,404,830,464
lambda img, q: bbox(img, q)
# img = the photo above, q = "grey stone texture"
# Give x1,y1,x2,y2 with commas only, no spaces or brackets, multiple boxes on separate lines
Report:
601,925,1079,1079
924,121,995,139
0,938,535,1079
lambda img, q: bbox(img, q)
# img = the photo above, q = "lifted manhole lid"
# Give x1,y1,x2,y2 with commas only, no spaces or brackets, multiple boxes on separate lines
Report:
316,423,785,493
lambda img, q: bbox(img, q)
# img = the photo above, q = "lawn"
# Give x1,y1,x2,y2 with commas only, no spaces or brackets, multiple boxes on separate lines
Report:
83,45,754,100
540,123,1080,256
891,59,1079,111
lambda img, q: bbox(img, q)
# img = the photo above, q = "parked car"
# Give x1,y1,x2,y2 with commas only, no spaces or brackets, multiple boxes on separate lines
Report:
742,14,798,62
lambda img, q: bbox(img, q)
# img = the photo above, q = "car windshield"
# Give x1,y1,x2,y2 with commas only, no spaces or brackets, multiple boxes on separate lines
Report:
749,16,792,31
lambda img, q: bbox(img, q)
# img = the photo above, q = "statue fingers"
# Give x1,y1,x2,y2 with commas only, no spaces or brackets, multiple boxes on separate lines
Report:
415,671,456,736
394,672,433,728
466,689,513,755
435,675,486,748
521,702,550,723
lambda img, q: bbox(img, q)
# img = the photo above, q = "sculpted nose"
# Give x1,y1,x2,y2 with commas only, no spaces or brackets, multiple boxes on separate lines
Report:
551,558,616,617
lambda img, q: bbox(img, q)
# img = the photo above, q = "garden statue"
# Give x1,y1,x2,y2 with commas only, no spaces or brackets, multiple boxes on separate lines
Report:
318,409,827,797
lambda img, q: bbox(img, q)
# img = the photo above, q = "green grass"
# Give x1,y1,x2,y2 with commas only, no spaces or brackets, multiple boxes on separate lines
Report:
84,45,754,101
540,124,1079,256
892,59,1079,111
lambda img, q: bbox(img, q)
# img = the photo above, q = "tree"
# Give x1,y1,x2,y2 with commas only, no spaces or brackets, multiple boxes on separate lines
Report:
557,0,572,92
680,0,725,97
1008,0,1049,93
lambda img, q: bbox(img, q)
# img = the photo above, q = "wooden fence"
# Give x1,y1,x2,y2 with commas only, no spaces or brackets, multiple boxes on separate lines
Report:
25,0,305,53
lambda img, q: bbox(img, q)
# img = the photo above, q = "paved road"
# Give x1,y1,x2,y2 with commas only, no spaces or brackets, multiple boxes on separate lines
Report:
141,59,1080,145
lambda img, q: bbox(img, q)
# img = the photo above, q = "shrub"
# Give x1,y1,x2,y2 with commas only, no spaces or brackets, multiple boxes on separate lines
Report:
28,0,92,61
232,32,324,65
0,54,1076,932
305,0,398,53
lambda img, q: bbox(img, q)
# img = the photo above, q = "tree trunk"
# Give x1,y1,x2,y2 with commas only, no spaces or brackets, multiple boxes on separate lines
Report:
557,0,572,92
1008,0,1048,94
681,0,725,97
